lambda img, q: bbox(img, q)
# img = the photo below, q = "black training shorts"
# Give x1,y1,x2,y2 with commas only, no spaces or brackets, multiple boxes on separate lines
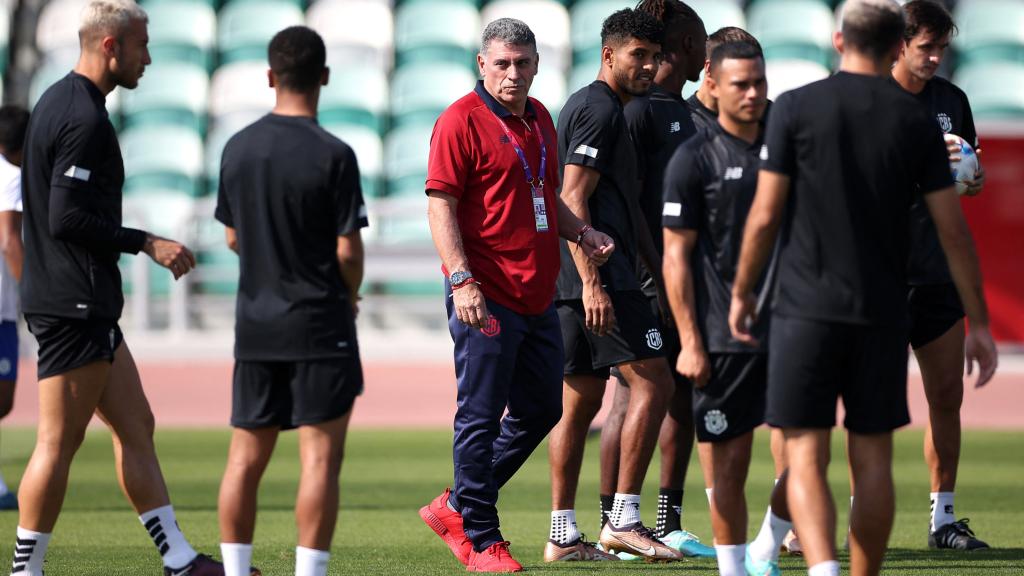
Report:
611,295,689,390
231,357,363,430
767,314,910,434
693,353,767,443
908,283,965,350
26,314,124,380
558,291,665,379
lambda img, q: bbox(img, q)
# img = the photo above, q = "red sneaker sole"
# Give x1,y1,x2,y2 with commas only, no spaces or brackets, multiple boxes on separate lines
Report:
419,505,471,565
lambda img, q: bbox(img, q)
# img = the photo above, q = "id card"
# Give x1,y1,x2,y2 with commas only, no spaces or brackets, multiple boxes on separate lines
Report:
533,189,549,232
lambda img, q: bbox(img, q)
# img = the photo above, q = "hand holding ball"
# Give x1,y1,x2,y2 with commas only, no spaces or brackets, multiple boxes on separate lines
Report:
944,133,979,196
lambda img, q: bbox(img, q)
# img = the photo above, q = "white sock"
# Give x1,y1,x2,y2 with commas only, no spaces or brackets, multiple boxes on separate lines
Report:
295,546,330,576
0,470,9,497
808,560,841,576
139,505,198,569
11,527,50,576
748,507,792,562
705,488,713,504
549,510,581,545
610,493,641,527
931,492,955,532
714,543,746,576
221,543,253,576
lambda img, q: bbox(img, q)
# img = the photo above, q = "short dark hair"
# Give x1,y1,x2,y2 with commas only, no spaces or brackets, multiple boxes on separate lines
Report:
840,0,905,61
601,8,664,49
268,26,326,92
709,40,764,76
706,26,762,61
0,105,29,155
903,0,956,42
634,0,702,29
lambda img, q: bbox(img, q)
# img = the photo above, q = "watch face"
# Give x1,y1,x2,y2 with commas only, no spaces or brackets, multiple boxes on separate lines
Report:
450,271,472,285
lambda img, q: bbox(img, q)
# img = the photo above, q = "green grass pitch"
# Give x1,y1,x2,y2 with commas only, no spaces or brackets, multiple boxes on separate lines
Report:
0,427,1021,574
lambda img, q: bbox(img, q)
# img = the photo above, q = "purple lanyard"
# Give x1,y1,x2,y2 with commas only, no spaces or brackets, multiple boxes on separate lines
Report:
491,112,546,197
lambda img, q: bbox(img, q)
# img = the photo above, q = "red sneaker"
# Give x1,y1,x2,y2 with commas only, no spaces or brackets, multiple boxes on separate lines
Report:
419,488,473,565
467,541,523,573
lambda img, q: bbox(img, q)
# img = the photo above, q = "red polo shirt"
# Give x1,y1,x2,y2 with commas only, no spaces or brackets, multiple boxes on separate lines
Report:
426,81,561,316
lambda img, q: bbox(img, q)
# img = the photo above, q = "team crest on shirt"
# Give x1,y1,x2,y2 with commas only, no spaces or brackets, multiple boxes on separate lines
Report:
704,410,728,435
937,113,953,133
481,316,501,338
645,328,663,350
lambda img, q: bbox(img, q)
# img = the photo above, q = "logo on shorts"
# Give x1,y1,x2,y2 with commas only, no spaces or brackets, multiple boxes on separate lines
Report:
0,359,10,376
704,409,728,435
481,316,501,338
645,328,663,350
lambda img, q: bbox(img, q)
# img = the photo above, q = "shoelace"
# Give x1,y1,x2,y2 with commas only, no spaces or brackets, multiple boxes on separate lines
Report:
488,541,513,560
635,524,663,543
951,518,977,538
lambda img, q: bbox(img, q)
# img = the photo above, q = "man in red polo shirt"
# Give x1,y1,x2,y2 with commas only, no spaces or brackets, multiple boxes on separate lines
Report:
418,17,616,573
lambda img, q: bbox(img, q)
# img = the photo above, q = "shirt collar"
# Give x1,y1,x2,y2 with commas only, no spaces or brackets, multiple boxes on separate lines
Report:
474,80,537,120
69,71,107,106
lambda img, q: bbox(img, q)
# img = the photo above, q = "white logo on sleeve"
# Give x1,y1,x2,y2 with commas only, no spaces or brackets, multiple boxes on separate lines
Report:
662,202,682,217
63,166,91,182
724,167,744,180
645,328,663,350
704,410,728,435
573,144,599,159
759,145,769,161
669,121,681,133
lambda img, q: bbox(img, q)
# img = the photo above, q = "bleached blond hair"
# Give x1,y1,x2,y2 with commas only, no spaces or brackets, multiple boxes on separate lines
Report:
79,0,147,41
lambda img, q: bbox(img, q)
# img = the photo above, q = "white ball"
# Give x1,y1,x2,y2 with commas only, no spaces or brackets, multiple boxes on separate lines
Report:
944,133,979,196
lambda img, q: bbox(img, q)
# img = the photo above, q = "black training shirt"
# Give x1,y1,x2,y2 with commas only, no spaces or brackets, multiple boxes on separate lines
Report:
624,84,698,297
216,114,369,361
901,75,978,286
687,93,718,135
556,81,642,299
761,72,954,326
21,72,147,320
663,125,775,353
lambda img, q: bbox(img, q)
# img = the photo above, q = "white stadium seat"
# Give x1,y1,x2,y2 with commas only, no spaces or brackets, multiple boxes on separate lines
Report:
481,0,572,74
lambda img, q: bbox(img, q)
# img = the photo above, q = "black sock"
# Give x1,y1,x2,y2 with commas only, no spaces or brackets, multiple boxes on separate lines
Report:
600,494,614,531
656,488,684,537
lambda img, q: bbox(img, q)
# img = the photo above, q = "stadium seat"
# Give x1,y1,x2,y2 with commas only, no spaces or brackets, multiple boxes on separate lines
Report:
390,63,476,128
568,63,597,95
120,125,204,197
209,61,275,121
36,0,87,55
142,1,217,70
529,72,567,120
482,0,572,73
953,61,1024,119
954,0,1024,65
205,111,264,195
218,0,304,65
0,9,9,75
120,62,209,134
383,122,431,198
308,0,394,72
319,66,388,133
323,123,385,199
395,0,480,72
122,193,196,296
687,0,746,36
569,0,630,66
765,58,830,100
747,0,835,68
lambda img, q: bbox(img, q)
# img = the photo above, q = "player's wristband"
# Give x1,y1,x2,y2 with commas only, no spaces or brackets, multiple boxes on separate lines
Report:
451,277,479,291
575,224,593,245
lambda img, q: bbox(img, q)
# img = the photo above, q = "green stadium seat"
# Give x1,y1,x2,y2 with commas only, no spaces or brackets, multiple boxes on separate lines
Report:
569,0,631,65
323,123,385,199
953,62,1024,119
121,125,205,196
0,10,8,75
218,1,304,64
308,0,394,72
390,63,476,128
529,72,567,121
568,63,597,95
687,0,746,36
122,193,196,296
142,1,217,70
205,112,263,195
319,66,388,132
954,0,1024,65
120,62,209,134
395,0,480,71
384,123,432,198
194,215,239,295
747,0,835,68
483,0,571,73
209,61,275,120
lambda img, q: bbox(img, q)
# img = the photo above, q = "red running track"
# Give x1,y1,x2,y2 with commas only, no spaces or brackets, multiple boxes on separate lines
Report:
4,359,1022,429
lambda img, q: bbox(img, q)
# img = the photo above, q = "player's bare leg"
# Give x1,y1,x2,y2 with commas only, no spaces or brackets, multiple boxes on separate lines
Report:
916,321,964,495
550,376,605,511
707,432,753,545
17,361,111,531
219,427,280,543
598,380,628,522
659,381,694,492
615,359,674,494
847,432,895,576
783,428,837,569
296,410,352,550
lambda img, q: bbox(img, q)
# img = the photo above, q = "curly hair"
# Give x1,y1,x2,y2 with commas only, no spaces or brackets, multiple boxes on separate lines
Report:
902,0,957,42
634,0,701,27
600,8,665,48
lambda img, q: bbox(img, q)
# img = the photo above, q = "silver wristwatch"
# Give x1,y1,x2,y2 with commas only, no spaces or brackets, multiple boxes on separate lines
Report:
449,270,473,286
